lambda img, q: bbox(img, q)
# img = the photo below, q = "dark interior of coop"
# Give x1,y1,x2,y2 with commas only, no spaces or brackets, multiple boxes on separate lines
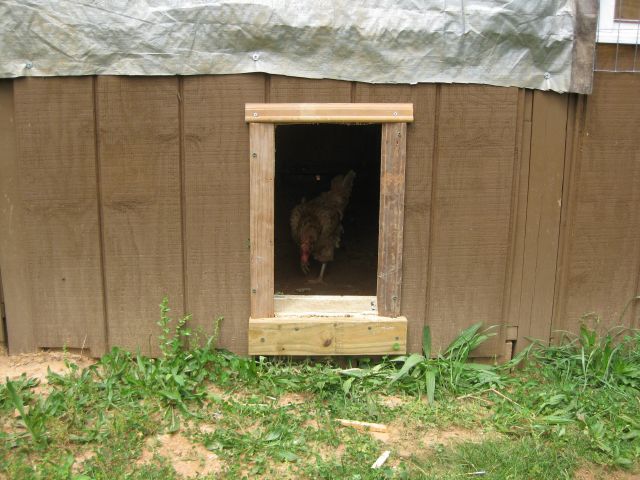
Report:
274,124,381,296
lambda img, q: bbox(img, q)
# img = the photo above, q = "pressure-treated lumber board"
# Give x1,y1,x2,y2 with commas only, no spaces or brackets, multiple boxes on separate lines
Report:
96,77,183,355
377,123,407,317
249,123,275,319
355,83,436,353
8,78,106,354
553,73,640,333
426,85,519,356
0,80,35,353
248,316,407,355
515,91,568,347
183,74,264,354
245,103,413,123
274,295,377,316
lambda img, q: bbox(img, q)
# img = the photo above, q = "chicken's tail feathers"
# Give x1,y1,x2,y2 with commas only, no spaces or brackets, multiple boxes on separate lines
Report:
342,170,356,189
330,170,356,196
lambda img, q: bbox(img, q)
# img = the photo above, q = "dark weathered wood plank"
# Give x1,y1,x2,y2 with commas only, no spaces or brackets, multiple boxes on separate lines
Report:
377,123,407,317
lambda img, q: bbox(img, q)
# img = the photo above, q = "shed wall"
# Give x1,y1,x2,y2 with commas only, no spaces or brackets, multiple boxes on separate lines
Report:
1,66,639,357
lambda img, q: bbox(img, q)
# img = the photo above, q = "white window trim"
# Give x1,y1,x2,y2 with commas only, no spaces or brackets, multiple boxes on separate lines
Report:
598,0,640,44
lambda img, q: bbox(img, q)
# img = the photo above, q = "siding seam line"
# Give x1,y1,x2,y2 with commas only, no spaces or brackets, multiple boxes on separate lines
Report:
93,76,110,354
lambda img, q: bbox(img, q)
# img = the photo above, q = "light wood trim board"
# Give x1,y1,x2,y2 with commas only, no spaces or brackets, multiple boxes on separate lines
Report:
249,316,407,355
245,103,413,123
249,123,275,318
274,295,378,316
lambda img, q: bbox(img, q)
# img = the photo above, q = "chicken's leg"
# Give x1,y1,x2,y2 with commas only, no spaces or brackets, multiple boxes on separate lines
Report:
308,263,327,284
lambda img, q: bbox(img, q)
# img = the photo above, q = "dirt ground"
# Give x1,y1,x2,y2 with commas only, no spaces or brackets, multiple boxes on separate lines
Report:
0,345,95,393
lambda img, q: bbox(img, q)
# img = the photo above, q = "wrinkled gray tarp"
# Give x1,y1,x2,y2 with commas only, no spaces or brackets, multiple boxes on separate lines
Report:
0,0,598,93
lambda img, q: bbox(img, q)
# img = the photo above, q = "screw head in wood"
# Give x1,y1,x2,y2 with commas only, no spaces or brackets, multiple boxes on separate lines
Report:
392,111,398,116
544,72,551,80
392,295,398,301
25,61,33,69
252,53,260,61
251,288,257,293
253,112,258,117
252,152,257,158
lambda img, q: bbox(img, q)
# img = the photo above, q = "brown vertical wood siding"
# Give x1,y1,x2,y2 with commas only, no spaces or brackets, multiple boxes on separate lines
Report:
1,67,639,357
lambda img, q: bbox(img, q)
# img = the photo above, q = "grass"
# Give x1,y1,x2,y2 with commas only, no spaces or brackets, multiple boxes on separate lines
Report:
1,297,639,479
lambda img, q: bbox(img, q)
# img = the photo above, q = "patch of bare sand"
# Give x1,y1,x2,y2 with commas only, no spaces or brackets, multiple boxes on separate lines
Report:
368,421,491,459
574,466,640,480
72,450,96,474
138,433,223,478
379,395,407,408
278,392,311,407
0,347,95,394
303,419,319,429
313,442,346,461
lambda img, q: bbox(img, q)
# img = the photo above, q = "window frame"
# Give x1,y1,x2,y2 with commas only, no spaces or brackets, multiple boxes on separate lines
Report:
598,0,640,44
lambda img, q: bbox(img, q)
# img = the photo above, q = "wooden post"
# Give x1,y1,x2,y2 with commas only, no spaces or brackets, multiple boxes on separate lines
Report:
249,123,275,318
377,123,407,317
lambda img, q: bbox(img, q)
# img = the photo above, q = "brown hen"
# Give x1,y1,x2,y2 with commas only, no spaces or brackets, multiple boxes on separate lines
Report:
290,170,356,282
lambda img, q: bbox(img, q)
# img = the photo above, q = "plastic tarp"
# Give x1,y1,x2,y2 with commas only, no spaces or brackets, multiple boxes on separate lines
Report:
0,0,598,93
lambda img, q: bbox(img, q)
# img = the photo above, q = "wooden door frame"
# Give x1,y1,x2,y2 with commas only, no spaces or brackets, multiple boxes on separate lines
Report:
246,103,413,355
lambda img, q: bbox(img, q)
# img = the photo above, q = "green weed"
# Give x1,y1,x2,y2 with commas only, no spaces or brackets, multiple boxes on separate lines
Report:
0,300,638,479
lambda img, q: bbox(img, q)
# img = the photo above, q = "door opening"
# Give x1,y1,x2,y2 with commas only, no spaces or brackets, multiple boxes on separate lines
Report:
275,124,381,297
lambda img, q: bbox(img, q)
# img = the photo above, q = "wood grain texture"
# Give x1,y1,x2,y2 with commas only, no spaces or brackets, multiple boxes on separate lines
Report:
250,123,275,318
377,123,407,317
274,295,377,316
516,92,568,346
8,78,105,354
554,73,640,334
245,103,413,123
355,84,436,353
426,85,520,356
183,74,264,354
269,76,352,103
0,80,35,353
248,316,407,355
96,77,183,355
504,90,534,353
